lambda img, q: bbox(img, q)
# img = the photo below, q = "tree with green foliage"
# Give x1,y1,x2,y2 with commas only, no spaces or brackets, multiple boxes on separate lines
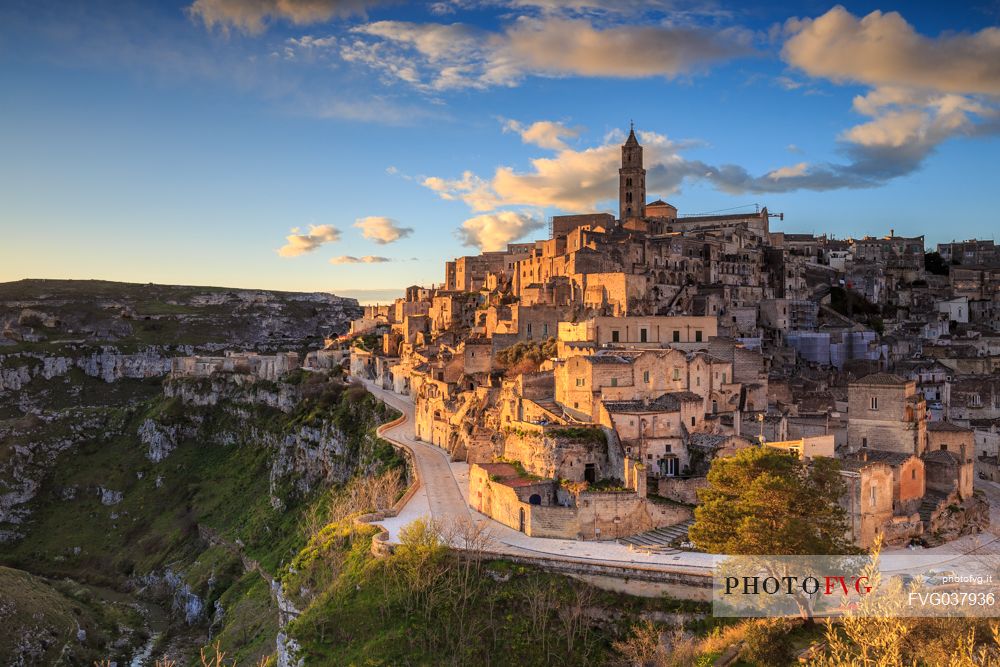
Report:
689,447,853,555
496,337,558,376
924,251,950,276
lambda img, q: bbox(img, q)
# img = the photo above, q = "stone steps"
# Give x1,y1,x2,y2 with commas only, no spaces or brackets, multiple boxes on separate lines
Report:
918,491,948,522
619,519,695,554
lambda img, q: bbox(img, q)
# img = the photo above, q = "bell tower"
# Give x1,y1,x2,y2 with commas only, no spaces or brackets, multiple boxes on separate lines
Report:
619,122,646,221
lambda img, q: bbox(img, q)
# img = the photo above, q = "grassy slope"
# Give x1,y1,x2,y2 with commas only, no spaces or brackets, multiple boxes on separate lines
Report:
0,565,147,665
282,521,715,667
1,372,401,665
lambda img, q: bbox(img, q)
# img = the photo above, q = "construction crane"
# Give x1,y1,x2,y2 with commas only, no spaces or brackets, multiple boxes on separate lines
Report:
754,203,785,221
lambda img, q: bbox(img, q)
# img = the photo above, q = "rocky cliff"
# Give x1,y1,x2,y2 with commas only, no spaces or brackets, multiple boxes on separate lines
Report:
0,279,391,665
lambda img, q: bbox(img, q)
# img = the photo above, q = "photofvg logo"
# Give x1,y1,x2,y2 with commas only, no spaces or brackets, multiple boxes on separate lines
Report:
723,574,871,596
711,554,999,618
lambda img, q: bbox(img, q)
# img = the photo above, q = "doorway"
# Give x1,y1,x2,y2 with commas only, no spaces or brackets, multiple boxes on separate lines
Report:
660,457,678,476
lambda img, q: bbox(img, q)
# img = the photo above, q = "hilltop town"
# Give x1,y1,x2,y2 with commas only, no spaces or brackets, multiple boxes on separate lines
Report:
334,127,995,550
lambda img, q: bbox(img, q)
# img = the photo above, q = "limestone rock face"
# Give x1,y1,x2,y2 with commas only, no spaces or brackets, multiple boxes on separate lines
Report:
269,423,356,505
930,494,990,542
0,411,113,542
98,487,123,506
138,419,178,463
164,376,299,413
0,347,172,392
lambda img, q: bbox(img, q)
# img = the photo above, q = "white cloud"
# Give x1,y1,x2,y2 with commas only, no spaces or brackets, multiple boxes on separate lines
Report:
424,118,980,208
188,0,391,35
353,216,413,244
766,162,808,180
456,211,544,251
502,119,579,149
339,16,753,90
422,171,500,212
277,224,342,257
779,7,1000,187
783,6,1000,96
330,255,392,263
425,129,707,211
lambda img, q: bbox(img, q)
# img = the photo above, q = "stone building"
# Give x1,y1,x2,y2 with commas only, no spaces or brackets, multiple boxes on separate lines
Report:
170,351,299,382
619,125,646,221
925,421,975,500
468,461,691,541
846,373,926,455
557,315,718,351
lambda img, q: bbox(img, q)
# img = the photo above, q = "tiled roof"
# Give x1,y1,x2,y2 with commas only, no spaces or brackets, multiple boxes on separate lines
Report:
688,433,745,450
843,449,915,467
603,391,702,414
927,421,972,433
922,450,962,465
584,354,633,365
854,372,908,386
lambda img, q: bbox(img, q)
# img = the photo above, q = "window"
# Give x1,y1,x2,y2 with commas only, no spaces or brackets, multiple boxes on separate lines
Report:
665,445,671,453
870,486,876,507
610,329,620,343
870,396,878,411
543,323,548,336
862,437,868,448
643,370,650,384
691,416,696,426
696,376,701,387
712,400,718,414
575,378,584,387
526,322,532,337
940,444,948,451
695,330,703,342
672,330,680,343
611,377,618,387
912,468,916,480
640,328,648,343
672,368,681,381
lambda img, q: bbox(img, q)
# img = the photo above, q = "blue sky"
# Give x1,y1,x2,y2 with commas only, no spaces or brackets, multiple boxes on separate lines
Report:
1,1,998,303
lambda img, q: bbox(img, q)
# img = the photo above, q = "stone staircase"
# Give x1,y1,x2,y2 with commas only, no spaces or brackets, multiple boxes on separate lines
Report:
619,519,695,554
918,491,949,546
918,490,948,523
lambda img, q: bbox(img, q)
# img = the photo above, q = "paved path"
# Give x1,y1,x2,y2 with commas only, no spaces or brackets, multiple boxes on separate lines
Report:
361,379,998,579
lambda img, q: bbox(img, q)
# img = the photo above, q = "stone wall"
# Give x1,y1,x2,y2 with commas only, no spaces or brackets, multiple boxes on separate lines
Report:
656,476,705,505
841,463,895,549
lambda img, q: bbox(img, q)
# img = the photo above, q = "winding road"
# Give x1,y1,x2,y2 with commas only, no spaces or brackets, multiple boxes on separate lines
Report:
361,379,1000,585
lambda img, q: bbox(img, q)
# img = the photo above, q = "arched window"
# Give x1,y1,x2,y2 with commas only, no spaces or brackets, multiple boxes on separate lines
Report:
529,494,542,505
